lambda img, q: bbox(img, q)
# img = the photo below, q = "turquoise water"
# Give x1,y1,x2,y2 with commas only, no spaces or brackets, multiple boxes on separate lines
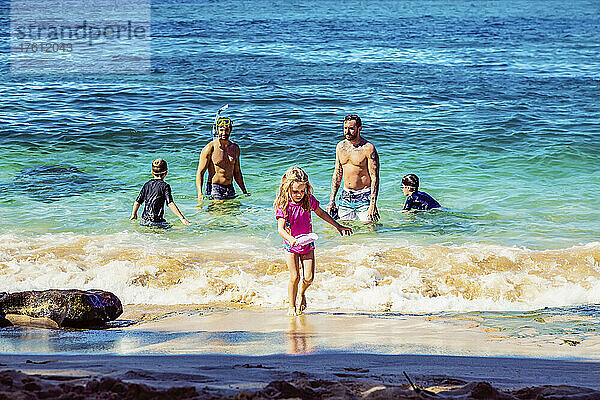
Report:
0,0,599,315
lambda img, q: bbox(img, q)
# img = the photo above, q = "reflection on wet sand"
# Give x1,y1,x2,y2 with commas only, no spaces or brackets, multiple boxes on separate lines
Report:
287,315,314,355
2,308,599,359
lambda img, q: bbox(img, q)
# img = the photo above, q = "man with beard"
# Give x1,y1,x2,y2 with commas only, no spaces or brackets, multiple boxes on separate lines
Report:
326,114,380,222
196,117,249,201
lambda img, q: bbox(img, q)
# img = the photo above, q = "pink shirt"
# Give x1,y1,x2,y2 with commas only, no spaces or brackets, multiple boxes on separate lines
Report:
275,195,319,254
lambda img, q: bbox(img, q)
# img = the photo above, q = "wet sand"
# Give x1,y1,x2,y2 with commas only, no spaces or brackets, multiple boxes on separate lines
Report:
118,306,600,359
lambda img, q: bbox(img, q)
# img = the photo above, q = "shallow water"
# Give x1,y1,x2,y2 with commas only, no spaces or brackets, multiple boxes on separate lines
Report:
0,0,599,341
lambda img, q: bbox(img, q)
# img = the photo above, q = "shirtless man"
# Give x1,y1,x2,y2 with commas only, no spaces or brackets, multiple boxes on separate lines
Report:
327,114,380,222
196,117,249,201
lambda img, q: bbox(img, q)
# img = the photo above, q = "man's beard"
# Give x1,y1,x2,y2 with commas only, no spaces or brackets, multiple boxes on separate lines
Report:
345,132,358,141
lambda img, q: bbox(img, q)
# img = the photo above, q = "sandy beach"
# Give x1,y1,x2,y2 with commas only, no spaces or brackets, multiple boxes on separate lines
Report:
2,307,600,398
2,352,600,399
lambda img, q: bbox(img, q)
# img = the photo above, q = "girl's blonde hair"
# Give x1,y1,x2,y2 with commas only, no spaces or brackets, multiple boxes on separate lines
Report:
274,166,313,216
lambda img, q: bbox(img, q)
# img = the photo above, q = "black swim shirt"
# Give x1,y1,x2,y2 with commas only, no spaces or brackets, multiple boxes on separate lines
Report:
136,179,174,222
403,191,441,211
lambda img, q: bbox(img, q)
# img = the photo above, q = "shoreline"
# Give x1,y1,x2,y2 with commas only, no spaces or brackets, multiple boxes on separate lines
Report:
2,307,598,359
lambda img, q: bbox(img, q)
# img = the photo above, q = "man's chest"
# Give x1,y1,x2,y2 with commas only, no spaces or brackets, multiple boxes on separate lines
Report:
212,147,236,164
340,149,367,166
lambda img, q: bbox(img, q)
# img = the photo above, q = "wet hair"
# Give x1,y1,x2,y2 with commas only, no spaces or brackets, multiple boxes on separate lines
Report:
344,114,362,128
274,166,313,217
402,174,419,191
152,158,168,177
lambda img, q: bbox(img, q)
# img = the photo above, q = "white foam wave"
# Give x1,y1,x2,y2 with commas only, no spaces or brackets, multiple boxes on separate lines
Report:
1,233,598,313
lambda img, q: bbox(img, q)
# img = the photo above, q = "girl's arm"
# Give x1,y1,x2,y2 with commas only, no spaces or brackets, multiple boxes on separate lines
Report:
314,207,352,236
277,218,298,246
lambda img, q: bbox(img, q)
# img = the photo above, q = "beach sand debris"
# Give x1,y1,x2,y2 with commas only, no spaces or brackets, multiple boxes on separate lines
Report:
403,371,437,397
1,369,600,399
25,360,58,365
238,364,276,370
561,339,581,346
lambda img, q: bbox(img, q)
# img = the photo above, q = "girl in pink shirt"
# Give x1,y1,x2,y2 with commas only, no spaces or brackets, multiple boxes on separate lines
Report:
274,167,352,316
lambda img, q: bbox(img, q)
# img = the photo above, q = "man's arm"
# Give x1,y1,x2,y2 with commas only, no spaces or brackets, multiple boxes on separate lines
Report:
314,207,352,236
196,143,212,201
327,143,343,214
366,144,380,222
232,144,249,196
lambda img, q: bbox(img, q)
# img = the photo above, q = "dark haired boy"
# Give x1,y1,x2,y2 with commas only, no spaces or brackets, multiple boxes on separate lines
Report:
131,159,192,226
401,174,441,212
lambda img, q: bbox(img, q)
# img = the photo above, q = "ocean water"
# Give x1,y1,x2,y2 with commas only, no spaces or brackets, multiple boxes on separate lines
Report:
0,0,599,344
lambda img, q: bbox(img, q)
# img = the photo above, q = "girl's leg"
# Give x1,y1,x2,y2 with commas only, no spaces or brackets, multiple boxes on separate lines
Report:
285,251,301,316
297,249,315,314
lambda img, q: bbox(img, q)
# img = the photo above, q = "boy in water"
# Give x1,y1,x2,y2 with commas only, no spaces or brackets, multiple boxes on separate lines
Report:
401,174,441,212
131,159,192,226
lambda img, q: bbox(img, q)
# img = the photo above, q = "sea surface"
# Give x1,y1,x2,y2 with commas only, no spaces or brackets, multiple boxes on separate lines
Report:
0,0,599,356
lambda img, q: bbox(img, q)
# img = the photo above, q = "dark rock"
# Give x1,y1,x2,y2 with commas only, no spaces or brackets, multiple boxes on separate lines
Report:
85,380,100,392
512,385,600,399
260,380,318,399
0,377,13,387
470,381,503,399
0,312,12,328
37,388,64,399
262,381,303,399
0,370,200,400
0,294,11,327
0,289,122,328
99,377,118,392
22,382,41,392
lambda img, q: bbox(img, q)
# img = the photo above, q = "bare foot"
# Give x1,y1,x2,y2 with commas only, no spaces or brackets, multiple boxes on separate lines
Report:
287,306,297,316
298,294,307,314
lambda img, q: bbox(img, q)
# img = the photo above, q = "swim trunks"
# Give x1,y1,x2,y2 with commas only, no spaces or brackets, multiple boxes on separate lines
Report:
140,219,171,229
338,187,371,222
403,191,441,211
211,182,236,200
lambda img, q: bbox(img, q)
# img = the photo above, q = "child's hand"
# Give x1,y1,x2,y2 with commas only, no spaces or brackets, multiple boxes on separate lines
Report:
326,201,337,214
290,238,299,247
337,225,352,236
182,218,192,226
130,215,137,221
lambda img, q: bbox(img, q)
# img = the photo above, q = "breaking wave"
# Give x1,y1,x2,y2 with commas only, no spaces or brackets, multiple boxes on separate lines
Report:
1,233,599,313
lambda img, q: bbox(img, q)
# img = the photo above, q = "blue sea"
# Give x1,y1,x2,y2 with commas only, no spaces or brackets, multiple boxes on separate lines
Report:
0,0,599,356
